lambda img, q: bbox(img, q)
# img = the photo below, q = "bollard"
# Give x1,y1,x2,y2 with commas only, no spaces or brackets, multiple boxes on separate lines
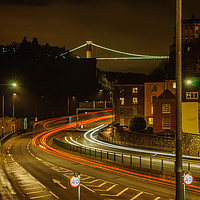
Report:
150,158,152,169
130,155,132,165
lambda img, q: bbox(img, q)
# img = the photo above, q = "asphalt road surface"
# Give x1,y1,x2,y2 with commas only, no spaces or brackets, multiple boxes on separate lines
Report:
2,112,200,200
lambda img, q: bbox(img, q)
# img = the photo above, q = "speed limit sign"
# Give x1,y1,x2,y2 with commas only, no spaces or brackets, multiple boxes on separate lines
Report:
183,174,193,185
70,176,81,188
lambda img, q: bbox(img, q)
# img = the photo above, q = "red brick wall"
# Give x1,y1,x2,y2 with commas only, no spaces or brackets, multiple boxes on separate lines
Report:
153,98,176,133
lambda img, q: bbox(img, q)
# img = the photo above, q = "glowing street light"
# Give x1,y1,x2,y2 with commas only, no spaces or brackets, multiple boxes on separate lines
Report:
186,80,192,85
0,81,17,137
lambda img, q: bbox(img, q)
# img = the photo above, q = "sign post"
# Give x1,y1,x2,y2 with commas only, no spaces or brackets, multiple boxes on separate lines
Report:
70,173,81,200
183,172,193,200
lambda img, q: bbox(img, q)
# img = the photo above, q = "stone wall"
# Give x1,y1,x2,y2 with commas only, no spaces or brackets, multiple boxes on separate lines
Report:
100,129,200,156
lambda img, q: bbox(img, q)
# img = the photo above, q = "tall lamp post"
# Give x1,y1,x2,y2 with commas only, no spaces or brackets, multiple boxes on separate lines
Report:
12,93,16,118
176,0,183,199
0,82,17,138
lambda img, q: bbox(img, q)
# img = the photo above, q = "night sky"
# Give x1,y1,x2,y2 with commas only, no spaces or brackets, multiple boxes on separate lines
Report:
1,0,200,74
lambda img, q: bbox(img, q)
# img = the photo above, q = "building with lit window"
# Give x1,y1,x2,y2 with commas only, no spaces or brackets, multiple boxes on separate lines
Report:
182,15,200,44
144,80,176,127
153,89,176,134
153,89,199,134
0,45,17,54
114,84,144,126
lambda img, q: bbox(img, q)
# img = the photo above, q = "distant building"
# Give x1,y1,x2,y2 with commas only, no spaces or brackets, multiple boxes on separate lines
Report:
153,89,199,134
153,89,176,134
114,84,144,126
168,15,200,79
182,15,200,44
0,45,17,55
144,80,176,127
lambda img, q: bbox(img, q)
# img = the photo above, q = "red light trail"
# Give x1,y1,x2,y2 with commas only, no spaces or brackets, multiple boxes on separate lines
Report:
31,114,200,194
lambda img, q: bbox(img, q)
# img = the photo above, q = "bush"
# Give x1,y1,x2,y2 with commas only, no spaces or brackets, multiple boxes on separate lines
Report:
128,116,146,131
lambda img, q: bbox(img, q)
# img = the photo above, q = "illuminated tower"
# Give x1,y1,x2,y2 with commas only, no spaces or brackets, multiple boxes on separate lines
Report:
86,41,93,58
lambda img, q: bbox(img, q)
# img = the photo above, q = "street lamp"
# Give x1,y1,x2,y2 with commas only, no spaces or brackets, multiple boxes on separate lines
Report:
0,82,17,137
12,93,16,118
186,80,192,85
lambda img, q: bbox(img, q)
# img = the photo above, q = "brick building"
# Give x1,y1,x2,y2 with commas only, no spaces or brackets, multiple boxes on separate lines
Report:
114,84,144,126
144,80,176,127
153,89,176,134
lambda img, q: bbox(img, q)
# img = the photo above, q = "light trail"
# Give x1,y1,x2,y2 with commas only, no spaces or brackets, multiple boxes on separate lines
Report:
31,123,200,193
83,127,200,161
33,110,113,128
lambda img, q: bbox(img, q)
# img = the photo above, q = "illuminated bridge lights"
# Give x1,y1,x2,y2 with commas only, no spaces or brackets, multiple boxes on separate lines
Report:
60,42,169,60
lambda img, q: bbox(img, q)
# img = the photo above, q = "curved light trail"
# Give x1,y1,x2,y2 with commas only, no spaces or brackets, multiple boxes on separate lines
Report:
83,128,200,160
30,117,200,193
33,110,113,128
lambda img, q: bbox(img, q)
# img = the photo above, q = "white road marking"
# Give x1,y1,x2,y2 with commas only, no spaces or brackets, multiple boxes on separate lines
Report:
130,192,144,200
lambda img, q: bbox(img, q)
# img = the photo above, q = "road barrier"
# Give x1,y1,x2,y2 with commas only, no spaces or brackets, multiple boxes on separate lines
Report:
53,137,200,177
0,132,17,147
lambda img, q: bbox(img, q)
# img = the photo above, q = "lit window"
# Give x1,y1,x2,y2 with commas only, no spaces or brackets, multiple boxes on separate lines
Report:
151,85,157,92
149,117,153,125
162,118,170,129
120,98,124,105
132,97,138,104
151,105,153,115
162,104,170,113
186,92,198,99
173,82,176,88
132,87,138,93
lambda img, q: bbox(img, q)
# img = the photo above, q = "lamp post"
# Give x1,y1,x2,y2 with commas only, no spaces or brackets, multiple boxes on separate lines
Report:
12,93,16,118
175,0,183,199
0,82,17,137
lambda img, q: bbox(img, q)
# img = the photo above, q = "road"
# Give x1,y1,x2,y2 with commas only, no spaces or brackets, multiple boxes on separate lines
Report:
2,111,200,200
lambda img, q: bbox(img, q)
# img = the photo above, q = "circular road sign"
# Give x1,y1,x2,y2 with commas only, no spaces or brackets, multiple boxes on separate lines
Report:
70,177,81,188
183,174,193,185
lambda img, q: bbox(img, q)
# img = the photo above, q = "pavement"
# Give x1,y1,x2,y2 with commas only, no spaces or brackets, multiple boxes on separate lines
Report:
0,149,19,200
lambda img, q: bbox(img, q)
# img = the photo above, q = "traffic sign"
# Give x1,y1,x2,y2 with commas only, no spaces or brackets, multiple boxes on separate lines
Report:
183,174,193,185
70,176,81,188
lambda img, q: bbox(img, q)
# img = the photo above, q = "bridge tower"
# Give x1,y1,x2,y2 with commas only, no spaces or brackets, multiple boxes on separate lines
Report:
86,41,93,58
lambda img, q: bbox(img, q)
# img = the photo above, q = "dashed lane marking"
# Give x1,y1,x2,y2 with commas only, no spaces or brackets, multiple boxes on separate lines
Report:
81,184,96,193
130,192,144,200
101,187,129,196
95,184,117,192
28,141,170,200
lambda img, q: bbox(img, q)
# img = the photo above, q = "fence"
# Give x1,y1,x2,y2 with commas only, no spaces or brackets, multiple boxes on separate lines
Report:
53,138,200,177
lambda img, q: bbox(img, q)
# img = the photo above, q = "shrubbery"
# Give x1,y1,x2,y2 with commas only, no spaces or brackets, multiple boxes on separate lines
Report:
128,116,146,131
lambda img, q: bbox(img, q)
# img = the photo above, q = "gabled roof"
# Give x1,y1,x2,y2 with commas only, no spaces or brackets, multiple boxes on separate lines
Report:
157,89,176,99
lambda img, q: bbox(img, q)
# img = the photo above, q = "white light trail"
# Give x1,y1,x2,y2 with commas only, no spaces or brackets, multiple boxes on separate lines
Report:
83,125,200,161
64,125,200,161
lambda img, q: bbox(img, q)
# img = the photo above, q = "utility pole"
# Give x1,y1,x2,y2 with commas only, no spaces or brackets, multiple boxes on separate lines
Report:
175,0,183,199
